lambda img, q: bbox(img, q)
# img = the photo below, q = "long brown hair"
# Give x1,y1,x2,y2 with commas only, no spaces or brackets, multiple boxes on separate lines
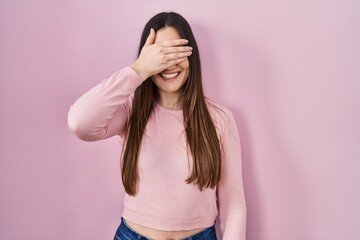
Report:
121,12,222,196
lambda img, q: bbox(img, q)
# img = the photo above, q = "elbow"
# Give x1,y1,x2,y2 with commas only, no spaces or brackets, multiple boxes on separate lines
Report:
67,115,80,136
67,110,93,141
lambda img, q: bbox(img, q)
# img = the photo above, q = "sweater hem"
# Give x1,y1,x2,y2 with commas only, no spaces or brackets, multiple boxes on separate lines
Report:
122,208,216,231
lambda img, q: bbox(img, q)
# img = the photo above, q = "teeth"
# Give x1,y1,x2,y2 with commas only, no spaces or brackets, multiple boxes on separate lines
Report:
160,72,179,79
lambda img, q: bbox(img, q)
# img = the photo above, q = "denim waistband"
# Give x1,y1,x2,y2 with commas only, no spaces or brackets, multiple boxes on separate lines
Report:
114,217,217,240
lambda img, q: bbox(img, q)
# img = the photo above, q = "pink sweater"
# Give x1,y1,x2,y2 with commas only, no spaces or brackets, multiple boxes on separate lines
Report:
67,66,247,239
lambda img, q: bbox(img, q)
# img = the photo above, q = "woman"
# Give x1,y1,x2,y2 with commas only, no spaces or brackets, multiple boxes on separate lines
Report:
68,12,246,240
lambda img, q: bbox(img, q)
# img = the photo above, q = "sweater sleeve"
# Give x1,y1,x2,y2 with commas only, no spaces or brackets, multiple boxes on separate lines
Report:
216,109,247,239
67,66,142,141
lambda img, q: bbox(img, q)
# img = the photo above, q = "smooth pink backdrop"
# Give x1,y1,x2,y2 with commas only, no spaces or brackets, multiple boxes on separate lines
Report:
1,1,359,240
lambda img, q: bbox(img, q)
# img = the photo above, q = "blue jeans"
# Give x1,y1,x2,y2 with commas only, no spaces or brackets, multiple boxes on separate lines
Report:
114,217,217,240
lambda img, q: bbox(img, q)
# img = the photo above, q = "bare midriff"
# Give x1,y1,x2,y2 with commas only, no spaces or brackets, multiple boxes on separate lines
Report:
124,218,207,240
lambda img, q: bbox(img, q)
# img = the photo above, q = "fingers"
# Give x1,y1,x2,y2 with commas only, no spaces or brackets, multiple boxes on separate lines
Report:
144,28,156,46
159,43,192,69
158,40,192,62
162,46,193,54
136,32,192,77
160,39,189,47
165,51,192,61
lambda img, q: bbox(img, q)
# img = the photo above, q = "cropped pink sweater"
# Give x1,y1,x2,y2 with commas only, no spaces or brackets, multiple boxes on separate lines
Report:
67,67,246,239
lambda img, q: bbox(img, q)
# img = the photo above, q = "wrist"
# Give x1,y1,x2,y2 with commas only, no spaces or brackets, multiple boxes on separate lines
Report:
129,62,150,81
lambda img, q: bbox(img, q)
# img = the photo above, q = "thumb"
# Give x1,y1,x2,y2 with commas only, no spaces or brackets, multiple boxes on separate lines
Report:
144,28,156,46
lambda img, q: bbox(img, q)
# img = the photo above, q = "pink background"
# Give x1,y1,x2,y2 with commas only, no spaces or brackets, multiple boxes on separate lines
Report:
1,1,359,239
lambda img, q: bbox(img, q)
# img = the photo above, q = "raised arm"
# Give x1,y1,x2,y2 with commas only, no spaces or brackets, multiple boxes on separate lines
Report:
67,67,142,141
67,28,192,141
217,109,247,239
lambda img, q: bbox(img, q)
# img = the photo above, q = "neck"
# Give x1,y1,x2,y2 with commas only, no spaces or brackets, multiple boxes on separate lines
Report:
157,92,182,110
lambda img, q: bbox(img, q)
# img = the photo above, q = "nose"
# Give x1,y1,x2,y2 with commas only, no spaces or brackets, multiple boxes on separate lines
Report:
165,65,177,71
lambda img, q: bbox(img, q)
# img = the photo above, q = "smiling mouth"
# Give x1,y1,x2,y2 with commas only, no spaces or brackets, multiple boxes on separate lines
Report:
160,72,180,80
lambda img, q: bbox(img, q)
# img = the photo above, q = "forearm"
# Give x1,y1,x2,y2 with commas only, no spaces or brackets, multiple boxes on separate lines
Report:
217,109,247,239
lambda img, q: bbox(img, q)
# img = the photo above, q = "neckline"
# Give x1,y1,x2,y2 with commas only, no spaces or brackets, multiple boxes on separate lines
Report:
154,101,183,113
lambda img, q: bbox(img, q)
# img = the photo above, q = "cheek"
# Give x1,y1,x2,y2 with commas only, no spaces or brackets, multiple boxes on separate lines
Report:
179,59,190,70
179,61,190,79
150,76,161,87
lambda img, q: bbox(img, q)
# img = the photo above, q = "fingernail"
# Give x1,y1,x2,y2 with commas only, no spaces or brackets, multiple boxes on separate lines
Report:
184,39,189,43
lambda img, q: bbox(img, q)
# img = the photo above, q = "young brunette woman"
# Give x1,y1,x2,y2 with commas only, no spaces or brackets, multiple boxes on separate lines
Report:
68,12,246,240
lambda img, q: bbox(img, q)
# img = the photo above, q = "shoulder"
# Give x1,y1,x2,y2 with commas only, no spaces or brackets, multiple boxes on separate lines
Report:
205,98,241,147
205,98,235,131
205,98,234,119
